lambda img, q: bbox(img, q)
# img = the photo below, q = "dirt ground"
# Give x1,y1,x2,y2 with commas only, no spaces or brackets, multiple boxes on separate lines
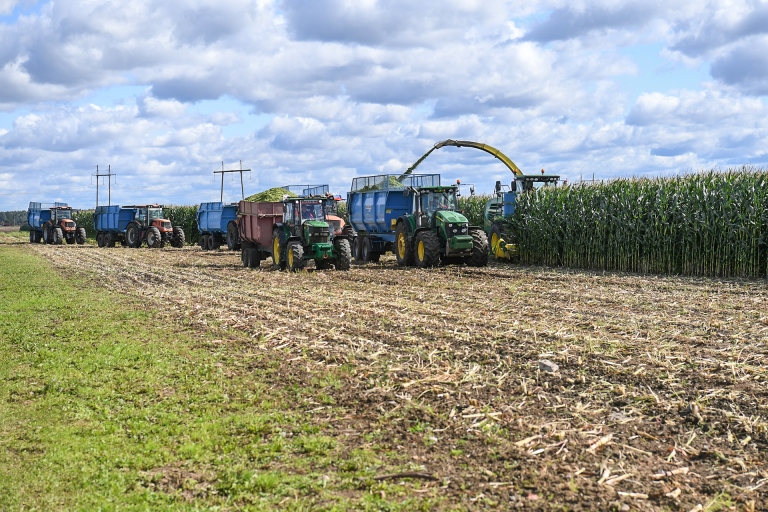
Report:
20,241,768,510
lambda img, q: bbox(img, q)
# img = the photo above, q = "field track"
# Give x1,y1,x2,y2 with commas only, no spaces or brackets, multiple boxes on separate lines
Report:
21,241,768,510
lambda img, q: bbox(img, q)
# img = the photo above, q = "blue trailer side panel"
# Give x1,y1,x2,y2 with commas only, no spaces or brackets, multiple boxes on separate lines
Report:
94,205,136,233
197,202,238,233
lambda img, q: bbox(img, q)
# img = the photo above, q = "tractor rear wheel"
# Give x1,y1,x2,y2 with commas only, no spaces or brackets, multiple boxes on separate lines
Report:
394,222,414,266
287,241,306,271
227,222,240,251
414,231,440,268
171,227,185,248
334,238,352,271
146,226,163,248
467,228,489,267
272,229,286,270
75,227,87,245
126,223,142,248
52,227,64,245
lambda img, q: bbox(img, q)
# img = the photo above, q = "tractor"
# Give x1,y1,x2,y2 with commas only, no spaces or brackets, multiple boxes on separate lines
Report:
271,195,352,271
124,204,185,248
27,202,87,245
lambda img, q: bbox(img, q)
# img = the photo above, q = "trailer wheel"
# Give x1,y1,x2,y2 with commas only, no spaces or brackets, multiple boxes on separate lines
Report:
287,242,306,271
146,226,163,248
414,231,440,268
52,227,64,245
206,234,216,251
75,227,87,245
97,234,104,247
42,223,51,244
394,222,414,266
272,229,286,270
29,231,34,243
361,236,372,262
353,236,363,261
226,222,240,251
199,234,207,250
248,248,260,268
334,238,352,271
106,234,116,248
126,223,141,248
241,248,249,267
468,228,489,267
171,226,185,248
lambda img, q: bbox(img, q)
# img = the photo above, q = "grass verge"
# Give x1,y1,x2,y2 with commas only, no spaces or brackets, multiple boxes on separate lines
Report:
0,245,436,511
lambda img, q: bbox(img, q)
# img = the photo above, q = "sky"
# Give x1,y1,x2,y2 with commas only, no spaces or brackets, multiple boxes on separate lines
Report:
1,0,768,210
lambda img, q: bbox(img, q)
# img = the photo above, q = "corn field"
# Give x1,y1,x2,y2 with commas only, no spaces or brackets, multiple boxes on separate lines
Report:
511,167,768,278
458,194,492,227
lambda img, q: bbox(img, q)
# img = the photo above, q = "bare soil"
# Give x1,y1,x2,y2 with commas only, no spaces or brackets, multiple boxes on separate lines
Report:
22,242,768,510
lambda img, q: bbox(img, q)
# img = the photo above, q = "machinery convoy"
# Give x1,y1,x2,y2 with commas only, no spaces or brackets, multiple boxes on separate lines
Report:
27,139,560,269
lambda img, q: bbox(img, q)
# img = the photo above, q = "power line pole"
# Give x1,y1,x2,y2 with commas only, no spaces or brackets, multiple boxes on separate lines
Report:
213,160,251,202
93,165,116,207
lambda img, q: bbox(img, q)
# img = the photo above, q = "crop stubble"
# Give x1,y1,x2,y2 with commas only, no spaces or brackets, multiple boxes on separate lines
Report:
25,243,768,510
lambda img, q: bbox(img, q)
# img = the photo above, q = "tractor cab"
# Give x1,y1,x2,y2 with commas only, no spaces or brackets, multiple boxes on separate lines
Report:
50,206,73,221
413,186,462,229
282,197,331,244
131,204,173,234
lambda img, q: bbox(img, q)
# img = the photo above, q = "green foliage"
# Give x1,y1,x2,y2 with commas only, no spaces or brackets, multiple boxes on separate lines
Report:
509,166,768,278
245,187,296,202
164,205,199,246
0,210,25,226
458,194,493,227
73,209,95,238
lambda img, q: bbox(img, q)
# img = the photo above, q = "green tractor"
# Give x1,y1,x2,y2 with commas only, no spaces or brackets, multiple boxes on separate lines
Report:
271,195,352,271
394,184,489,268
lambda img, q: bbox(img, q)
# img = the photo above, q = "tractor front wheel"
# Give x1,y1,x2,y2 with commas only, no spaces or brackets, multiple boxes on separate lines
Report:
334,238,352,271
146,226,163,248
394,222,414,266
272,229,286,270
75,227,87,245
287,241,306,271
467,228,489,267
414,231,440,268
171,226,185,248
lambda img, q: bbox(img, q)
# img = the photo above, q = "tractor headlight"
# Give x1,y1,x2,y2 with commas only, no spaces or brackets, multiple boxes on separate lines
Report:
461,226,468,234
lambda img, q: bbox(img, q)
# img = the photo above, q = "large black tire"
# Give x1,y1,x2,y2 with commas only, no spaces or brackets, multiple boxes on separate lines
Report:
361,236,372,262
106,233,116,248
226,222,240,251
206,234,216,251
171,226,185,248
97,233,105,248
287,241,306,271
394,222,414,266
42,223,51,244
75,227,87,245
52,227,64,245
353,236,363,261
241,248,250,267
248,248,260,268
126,223,142,248
29,231,34,243
414,231,440,268
334,238,352,271
467,228,489,267
200,234,208,250
146,226,163,248
272,229,286,270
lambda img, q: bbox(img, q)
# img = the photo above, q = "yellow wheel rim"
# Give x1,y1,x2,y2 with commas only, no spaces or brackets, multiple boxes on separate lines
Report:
417,240,425,261
287,246,293,268
273,237,280,263
397,232,406,258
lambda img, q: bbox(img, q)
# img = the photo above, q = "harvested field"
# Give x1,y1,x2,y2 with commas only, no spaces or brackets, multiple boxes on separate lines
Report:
22,242,768,510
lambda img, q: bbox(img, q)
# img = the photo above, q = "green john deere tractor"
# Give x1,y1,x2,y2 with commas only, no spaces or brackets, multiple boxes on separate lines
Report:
394,184,488,268
271,195,352,271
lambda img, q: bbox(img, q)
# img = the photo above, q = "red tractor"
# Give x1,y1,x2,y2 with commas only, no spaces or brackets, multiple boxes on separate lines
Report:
124,204,185,248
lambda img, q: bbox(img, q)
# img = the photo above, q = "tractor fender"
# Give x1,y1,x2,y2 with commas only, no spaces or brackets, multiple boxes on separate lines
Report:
395,216,417,239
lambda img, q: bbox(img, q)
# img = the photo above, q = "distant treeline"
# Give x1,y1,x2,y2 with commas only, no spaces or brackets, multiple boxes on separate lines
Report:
0,211,26,226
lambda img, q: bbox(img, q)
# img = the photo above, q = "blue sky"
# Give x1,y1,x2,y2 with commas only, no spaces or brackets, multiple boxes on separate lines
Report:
1,0,768,210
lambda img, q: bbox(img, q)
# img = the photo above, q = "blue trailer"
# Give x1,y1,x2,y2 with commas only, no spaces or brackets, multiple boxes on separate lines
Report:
94,204,185,249
196,201,240,251
346,174,488,267
27,202,86,245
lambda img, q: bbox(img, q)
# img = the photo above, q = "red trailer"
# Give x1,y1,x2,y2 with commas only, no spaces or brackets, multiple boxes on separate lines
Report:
238,201,283,267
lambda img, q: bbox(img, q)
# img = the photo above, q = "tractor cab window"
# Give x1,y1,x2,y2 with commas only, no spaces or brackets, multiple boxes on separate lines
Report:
148,208,164,221
299,200,325,222
136,207,148,223
284,202,295,225
420,190,457,214
53,209,72,220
